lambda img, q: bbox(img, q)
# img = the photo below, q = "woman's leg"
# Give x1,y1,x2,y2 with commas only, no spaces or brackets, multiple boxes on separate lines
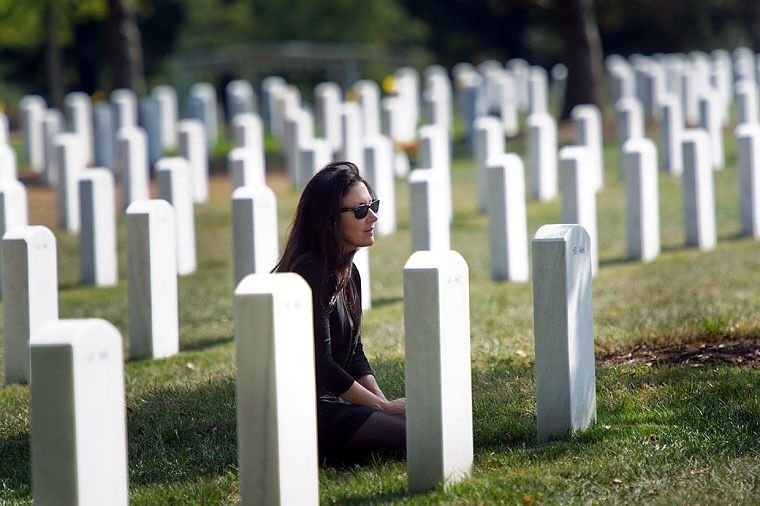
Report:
345,411,406,450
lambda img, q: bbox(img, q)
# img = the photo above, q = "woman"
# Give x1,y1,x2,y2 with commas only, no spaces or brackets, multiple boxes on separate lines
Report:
274,161,406,461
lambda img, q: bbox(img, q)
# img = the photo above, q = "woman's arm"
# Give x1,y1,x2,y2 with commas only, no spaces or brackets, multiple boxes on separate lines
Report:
341,380,406,418
356,373,386,400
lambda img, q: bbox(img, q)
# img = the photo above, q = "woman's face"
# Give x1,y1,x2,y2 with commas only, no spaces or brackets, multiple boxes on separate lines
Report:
339,182,378,252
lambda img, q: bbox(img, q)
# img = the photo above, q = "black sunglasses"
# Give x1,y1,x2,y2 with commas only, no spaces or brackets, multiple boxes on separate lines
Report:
340,199,380,219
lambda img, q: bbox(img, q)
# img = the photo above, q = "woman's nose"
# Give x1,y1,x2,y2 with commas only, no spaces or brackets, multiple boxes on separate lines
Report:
367,209,378,222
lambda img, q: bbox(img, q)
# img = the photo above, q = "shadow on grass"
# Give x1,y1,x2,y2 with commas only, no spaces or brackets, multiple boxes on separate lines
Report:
371,296,403,308
180,334,234,352
0,432,31,500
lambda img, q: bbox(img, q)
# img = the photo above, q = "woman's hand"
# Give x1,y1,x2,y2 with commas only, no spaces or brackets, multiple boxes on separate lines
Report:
380,397,406,418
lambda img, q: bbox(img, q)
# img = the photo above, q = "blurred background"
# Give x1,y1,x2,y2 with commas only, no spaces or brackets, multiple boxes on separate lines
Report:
0,0,758,119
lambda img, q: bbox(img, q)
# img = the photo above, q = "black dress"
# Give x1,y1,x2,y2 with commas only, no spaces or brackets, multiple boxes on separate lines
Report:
293,257,375,457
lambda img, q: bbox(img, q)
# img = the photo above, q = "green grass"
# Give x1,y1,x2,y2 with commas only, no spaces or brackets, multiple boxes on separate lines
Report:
1,116,759,504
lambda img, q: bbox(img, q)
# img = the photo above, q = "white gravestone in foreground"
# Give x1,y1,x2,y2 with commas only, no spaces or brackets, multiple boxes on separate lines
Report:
20,95,46,173
698,93,724,171
54,133,85,233
682,129,717,251
661,94,684,176
622,138,660,262
571,104,604,191
3,226,58,384
42,109,62,185
0,143,18,182
363,135,396,236
64,92,94,164
30,319,128,506
228,147,265,192
126,200,179,359
473,116,505,212
156,157,197,276
736,123,760,238
234,273,319,505
231,185,279,286
404,250,473,492
560,146,599,275
0,180,29,299
532,224,596,442
297,138,331,190
178,119,209,203
526,112,557,202
353,246,371,310
116,126,149,210
487,154,529,282
79,169,118,286
409,169,450,252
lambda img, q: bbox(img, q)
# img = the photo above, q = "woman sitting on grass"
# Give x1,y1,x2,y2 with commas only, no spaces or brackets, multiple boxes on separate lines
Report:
274,161,406,462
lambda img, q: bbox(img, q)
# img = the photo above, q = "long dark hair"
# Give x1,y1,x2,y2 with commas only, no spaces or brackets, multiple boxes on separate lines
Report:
274,161,373,327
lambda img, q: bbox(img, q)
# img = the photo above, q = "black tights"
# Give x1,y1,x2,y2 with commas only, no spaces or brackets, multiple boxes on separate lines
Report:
345,411,406,450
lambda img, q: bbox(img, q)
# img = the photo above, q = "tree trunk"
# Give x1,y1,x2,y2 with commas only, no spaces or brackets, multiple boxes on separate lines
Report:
556,0,604,120
44,1,65,109
105,0,146,94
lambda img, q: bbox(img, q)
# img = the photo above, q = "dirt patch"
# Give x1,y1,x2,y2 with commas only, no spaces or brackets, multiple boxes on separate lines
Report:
598,337,760,368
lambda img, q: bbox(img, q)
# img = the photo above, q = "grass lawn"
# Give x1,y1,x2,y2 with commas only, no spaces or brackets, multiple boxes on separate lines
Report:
0,113,758,504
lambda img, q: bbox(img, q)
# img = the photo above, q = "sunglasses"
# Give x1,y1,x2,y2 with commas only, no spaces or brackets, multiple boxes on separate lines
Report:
340,199,380,219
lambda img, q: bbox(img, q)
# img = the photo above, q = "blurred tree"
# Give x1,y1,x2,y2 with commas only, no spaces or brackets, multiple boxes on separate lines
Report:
106,0,145,93
556,0,604,119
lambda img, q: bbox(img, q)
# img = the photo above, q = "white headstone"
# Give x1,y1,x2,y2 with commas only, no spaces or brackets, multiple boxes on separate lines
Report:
116,126,149,210
698,93,724,170
126,200,179,359
234,273,319,505
231,185,279,286
228,147,266,192
497,71,519,137
528,66,549,115
30,319,128,506
615,97,644,149
79,169,118,286
178,119,209,203
41,109,63,185
64,92,94,165
418,124,452,223
408,169,450,252
0,180,28,300
111,88,138,130
354,80,382,137
54,133,85,232
19,95,46,173
681,129,717,250
156,157,197,276
532,224,596,442
526,112,558,202
661,94,684,176
353,247,371,310
314,82,343,154
622,138,660,262
403,249,473,492
261,76,287,135
458,72,486,142
0,143,18,182
93,102,114,170
3,226,58,384
571,105,604,192
339,102,363,166
736,80,759,126
381,96,411,178
297,138,332,190
283,108,314,183
487,154,529,282
231,112,265,150
0,111,8,145
139,97,162,166
736,123,760,238
363,135,396,236
152,85,178,151
187,82,219,149
226,79,256,122
560,146,599,275
472,116,505,212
